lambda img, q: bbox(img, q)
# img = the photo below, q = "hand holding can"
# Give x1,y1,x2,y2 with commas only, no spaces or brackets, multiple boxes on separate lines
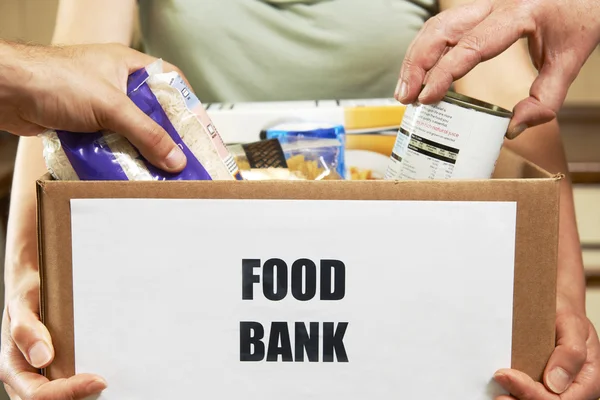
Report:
385,91,511,181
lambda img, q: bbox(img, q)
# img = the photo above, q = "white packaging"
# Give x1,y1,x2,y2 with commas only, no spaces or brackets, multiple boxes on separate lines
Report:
385,93,511,180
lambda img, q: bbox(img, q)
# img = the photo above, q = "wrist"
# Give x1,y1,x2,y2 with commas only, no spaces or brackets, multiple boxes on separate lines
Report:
4,248,40,301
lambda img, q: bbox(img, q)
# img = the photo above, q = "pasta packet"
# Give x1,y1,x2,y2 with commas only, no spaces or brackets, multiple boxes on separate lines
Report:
228,137,344,181
281,136,344,180
227,139,288,171
265,122,347,179
40,60,242,181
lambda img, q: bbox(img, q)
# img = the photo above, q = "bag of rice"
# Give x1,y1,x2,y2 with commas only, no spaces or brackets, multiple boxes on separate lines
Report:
40,60,242,181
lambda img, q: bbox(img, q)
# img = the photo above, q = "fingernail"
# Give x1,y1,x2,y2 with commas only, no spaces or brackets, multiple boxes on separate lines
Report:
547,367,572,394
418,85,432,103
394,78,409,100
87,377,108,392
493,371,507,382
28,341,52,368
506,124,528,139
165,147,186,170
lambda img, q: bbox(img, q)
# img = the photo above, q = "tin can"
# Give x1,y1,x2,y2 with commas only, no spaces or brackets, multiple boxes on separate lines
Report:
384,91,512,180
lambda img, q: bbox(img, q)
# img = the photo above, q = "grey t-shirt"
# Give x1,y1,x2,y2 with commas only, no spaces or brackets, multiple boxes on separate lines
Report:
139,0,436,103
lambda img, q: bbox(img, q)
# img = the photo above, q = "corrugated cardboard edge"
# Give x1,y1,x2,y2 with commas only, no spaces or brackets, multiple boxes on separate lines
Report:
37,148,561,383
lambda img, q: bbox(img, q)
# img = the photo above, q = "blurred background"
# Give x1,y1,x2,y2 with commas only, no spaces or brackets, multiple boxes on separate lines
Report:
0,1,599,398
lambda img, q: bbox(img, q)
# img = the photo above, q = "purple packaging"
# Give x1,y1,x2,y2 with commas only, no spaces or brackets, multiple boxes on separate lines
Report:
42,62,242,181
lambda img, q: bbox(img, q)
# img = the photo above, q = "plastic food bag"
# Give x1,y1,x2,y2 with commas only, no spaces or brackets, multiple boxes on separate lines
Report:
265,122,346,179
228,137,344,181
40,60,242,181
227,139,289,171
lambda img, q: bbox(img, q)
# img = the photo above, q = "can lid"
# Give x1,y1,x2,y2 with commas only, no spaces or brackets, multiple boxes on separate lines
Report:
443,91,512,118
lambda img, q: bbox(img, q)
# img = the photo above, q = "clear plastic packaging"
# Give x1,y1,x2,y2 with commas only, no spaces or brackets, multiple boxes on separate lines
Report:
265,121,347,179
40,60,242,181
228,137,344,181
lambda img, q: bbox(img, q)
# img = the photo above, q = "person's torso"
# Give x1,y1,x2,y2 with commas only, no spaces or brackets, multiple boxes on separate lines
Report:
139,0,436,102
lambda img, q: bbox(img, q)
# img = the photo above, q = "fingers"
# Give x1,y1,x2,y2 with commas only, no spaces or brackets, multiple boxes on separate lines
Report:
6,282,54,371
7,298,53,369
1,298,107,400
493,369,555,400
506,61,578,138
96,44,190,172
418,7,530,104
4,121,46,138
162,61,194,91
528,60,578,119
5,384,23,400
543,312,588,394
121,47,161,74
397,0,493,104
6,370,106,400
117,44,194,92
95,91,187,173
507,97,555,139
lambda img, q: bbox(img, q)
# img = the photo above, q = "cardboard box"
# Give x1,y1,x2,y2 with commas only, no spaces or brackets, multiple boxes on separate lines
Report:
36,147,561,397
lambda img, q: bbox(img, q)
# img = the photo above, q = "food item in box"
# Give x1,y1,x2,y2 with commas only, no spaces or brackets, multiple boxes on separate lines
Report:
239,168,303,181
227,139,288,171
349,167,374,180
286,154,340,180
345,148,391,180
281,136,344,180
384,91,511,181
228,137,343,181
40,60,242,181
265,121,347,179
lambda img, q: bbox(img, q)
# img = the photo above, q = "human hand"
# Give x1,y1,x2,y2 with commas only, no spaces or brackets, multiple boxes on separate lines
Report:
493,304,600,399
0,271,106,399
0,41,189,173
396,0,600,138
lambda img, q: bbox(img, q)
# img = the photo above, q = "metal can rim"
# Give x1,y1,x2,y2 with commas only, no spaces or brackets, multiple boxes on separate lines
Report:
443,91,512,118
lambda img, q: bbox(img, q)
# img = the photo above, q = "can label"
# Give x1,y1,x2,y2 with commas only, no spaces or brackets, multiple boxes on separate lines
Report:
384,99,510,180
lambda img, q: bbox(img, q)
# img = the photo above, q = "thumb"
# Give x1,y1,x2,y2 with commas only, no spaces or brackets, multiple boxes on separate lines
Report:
543,312,588,394
506,62,575,139
7,298,54,369
98,91,187,173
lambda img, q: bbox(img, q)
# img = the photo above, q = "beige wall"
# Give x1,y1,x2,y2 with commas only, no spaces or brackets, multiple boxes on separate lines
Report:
0,0,58,44
567,50,600,104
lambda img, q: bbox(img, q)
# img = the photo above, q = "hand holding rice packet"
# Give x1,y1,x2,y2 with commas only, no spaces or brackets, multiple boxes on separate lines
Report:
40,60,242,181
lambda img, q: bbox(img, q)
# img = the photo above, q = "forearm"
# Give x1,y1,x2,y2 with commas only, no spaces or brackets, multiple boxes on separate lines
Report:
453,40,586,314
52,0,136,45
4,138,48,300
503,124,586,313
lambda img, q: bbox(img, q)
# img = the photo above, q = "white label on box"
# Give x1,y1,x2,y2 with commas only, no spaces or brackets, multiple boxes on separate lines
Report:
70,198,516,400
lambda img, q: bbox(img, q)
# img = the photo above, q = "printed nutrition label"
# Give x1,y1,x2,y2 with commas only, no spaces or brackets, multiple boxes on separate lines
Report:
385,98,508,180
387,103,461,180
404,134,459,180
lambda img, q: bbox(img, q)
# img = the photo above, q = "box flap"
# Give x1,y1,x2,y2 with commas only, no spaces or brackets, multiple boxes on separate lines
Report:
492,148,556,180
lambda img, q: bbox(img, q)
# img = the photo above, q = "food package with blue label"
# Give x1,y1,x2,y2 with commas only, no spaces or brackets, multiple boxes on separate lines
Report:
228,136,345,181
265,122,347,179
40,60,242,181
